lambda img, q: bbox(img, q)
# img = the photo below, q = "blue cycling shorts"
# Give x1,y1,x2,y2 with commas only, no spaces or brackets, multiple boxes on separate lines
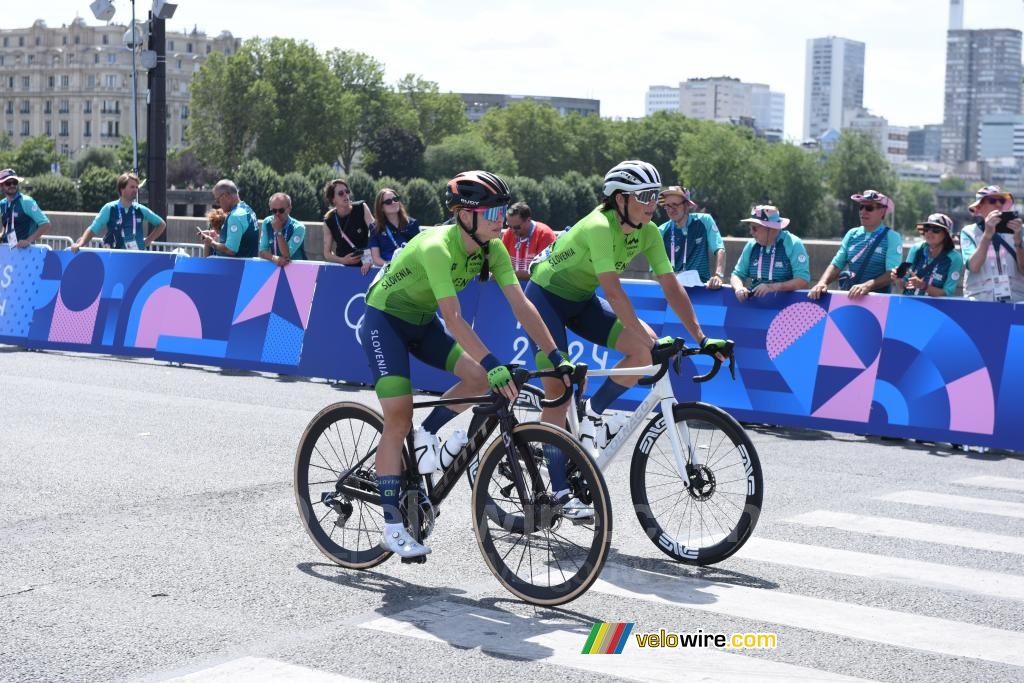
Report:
523,282,623,368
360,305,464,398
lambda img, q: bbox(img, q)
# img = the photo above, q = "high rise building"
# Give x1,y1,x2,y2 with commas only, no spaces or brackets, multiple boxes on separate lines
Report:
0,18,239,162
941,27,1023,164
458,93,599,123
750,84,785,137
645,85,680,116
803,37,865,141
907,124,944,162
977,113,1024,162
645,79,784,138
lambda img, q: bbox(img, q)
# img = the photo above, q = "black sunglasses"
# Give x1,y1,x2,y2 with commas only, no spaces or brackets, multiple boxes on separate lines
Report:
921,225,945,234
270,207,288,215
382,196,401,206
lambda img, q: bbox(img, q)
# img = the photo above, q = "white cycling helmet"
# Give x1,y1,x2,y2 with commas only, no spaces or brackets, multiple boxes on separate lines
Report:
602,160,662,197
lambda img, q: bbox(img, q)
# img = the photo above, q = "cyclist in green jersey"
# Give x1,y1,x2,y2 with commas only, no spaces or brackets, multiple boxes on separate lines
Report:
525,160,727,516
361,171,572,557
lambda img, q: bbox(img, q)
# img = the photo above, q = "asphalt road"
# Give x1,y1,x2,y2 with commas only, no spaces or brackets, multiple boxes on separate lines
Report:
1,347,1022,682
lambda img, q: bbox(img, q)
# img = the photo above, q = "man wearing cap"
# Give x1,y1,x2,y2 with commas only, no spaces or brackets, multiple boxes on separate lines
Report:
730,205,811,302
0,169,51,249
809,189,903,299
891,213,963,298
69,172,166,252
502,201,555,281
657,186,726,288
200,178,260,258
959,186,1024,303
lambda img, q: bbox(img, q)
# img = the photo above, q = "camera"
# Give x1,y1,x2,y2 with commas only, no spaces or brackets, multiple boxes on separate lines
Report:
996,210,1019,234
895,262,912,279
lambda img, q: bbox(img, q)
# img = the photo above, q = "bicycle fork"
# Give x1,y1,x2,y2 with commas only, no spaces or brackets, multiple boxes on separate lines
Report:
655,377,703,486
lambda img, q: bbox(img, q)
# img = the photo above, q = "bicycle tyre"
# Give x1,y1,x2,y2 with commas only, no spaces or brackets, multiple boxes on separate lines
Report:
473,422,612,606
630,402,762,566
294,402,392,569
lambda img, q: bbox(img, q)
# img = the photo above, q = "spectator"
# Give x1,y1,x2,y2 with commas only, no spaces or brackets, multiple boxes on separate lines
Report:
200,179,259,258
369,188,420,266
891,213,963,297
322,178,373,275
502,201,555,281
959,186,1024,302
201,208,227,257
0,168,51,249
657,186,726,288
259,192,306,267
70,172,166,252
809,189,902,299
730,205,810,302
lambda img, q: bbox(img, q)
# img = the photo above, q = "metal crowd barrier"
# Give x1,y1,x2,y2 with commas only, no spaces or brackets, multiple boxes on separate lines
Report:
36,235,204,257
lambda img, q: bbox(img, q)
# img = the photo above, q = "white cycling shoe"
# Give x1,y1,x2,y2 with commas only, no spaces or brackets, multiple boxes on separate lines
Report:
381,525,431,558
559,496,595,521
578,400,626,459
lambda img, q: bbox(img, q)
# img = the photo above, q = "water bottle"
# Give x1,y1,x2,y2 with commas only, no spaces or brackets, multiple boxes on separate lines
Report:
439,430,469,469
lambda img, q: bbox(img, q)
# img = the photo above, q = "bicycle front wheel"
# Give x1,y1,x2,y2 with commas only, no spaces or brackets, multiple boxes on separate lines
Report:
630,402,762,566
294,402,391,569
473,423,612,606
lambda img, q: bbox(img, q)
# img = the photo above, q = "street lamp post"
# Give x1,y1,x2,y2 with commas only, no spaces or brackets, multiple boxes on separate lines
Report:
128,0,140,174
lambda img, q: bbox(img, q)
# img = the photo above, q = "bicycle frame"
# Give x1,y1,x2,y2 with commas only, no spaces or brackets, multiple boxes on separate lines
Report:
562,364,698,483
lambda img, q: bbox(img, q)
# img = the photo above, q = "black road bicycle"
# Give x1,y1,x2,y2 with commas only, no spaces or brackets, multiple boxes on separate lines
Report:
294,366,612,606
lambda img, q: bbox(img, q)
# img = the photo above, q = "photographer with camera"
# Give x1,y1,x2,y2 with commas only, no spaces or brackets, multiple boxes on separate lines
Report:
960,186,1024,303
891,214,962,298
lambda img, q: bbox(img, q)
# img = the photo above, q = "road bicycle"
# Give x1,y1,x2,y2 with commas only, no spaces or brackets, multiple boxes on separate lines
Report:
294,365,612,606
497,338,763,566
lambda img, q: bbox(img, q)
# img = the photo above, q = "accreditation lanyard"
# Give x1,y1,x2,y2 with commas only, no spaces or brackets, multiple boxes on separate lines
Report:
384,224,402,249
2,197,18,245
514,222,535,266
333,212,357,249
669,223,688,269
755,241,778,281
271,220,292,256
116,204,139,249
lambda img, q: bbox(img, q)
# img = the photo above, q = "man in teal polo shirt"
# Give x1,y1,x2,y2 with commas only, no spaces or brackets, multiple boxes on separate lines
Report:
1,168,51,249
201,179,259,258
259,192,306,266
657,185,726,288
70,172,166,252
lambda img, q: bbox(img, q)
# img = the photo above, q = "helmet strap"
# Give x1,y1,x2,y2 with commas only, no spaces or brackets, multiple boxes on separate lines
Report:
457,211,490,282
615,193,643,229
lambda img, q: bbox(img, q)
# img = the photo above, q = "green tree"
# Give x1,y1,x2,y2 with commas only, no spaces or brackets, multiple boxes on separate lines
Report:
506,176,550,224
114,136,147,174
307,164,339,217
539,176,576,230
13,136,59,177
761,143,834,238
423,131,517,181
326,50,404,173
893,180,937,233
824,130,896,232
235,158,282,213
559,171,602,219
395,74,468,146
675,122,765,236
26,174,80,212
78,166,119,213
404,177,443,226
479,101,571,179
365,126,425,180
73,146,119,179
167,148,218,189
625,111,697,184
279,171,319,222
937,175,968,192
374,176,407,201
345,168,376,205
562,114,628,179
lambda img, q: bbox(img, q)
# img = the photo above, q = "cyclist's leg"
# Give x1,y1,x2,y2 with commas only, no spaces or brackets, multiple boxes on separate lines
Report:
522,281,572,428
411,316,489,412
572,296,653,413
361,307,429,557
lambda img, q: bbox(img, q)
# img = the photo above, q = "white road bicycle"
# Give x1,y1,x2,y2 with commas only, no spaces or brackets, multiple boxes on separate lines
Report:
492,338,763,566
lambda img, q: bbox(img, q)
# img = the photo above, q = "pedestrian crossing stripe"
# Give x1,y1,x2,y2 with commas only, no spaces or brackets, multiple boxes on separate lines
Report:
878,490,1024,519
582,622,634,654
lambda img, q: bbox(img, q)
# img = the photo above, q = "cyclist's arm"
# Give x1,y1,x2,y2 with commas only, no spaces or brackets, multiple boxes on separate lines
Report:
501,282,561,357
597,271,649,341
654,271,707,344
437,295,491,365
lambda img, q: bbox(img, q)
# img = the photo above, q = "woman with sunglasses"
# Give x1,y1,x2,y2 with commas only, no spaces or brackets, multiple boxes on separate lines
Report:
524,160,727,516
891,214,963,298
959,186,1024,303
360,170,572,557
369,188,420,267
322,178,374,275
808,189,903,299
730,205,810,302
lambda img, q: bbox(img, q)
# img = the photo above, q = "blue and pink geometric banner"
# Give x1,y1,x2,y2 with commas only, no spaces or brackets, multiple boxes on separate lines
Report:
1,245,1020,450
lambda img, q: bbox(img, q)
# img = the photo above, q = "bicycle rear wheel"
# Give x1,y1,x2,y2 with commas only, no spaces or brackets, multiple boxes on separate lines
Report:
294,402,391,569
473,423,612,606
630,402,762,566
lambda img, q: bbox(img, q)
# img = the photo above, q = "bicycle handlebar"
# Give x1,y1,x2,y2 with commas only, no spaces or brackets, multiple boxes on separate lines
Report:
472,363,589,415
637,338,736,386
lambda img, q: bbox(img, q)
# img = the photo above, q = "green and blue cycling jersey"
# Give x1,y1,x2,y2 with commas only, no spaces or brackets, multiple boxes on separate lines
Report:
732,231,811,288
88,201,163,250
258,215,306,259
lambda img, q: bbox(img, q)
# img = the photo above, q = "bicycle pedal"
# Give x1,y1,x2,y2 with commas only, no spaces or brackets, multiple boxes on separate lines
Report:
400,555,428,565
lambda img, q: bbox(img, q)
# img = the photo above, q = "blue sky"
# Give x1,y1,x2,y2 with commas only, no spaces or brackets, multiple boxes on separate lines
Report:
9,0,1024,141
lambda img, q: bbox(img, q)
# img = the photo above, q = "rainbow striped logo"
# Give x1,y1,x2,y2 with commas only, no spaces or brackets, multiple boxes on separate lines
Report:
581,622,634,654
